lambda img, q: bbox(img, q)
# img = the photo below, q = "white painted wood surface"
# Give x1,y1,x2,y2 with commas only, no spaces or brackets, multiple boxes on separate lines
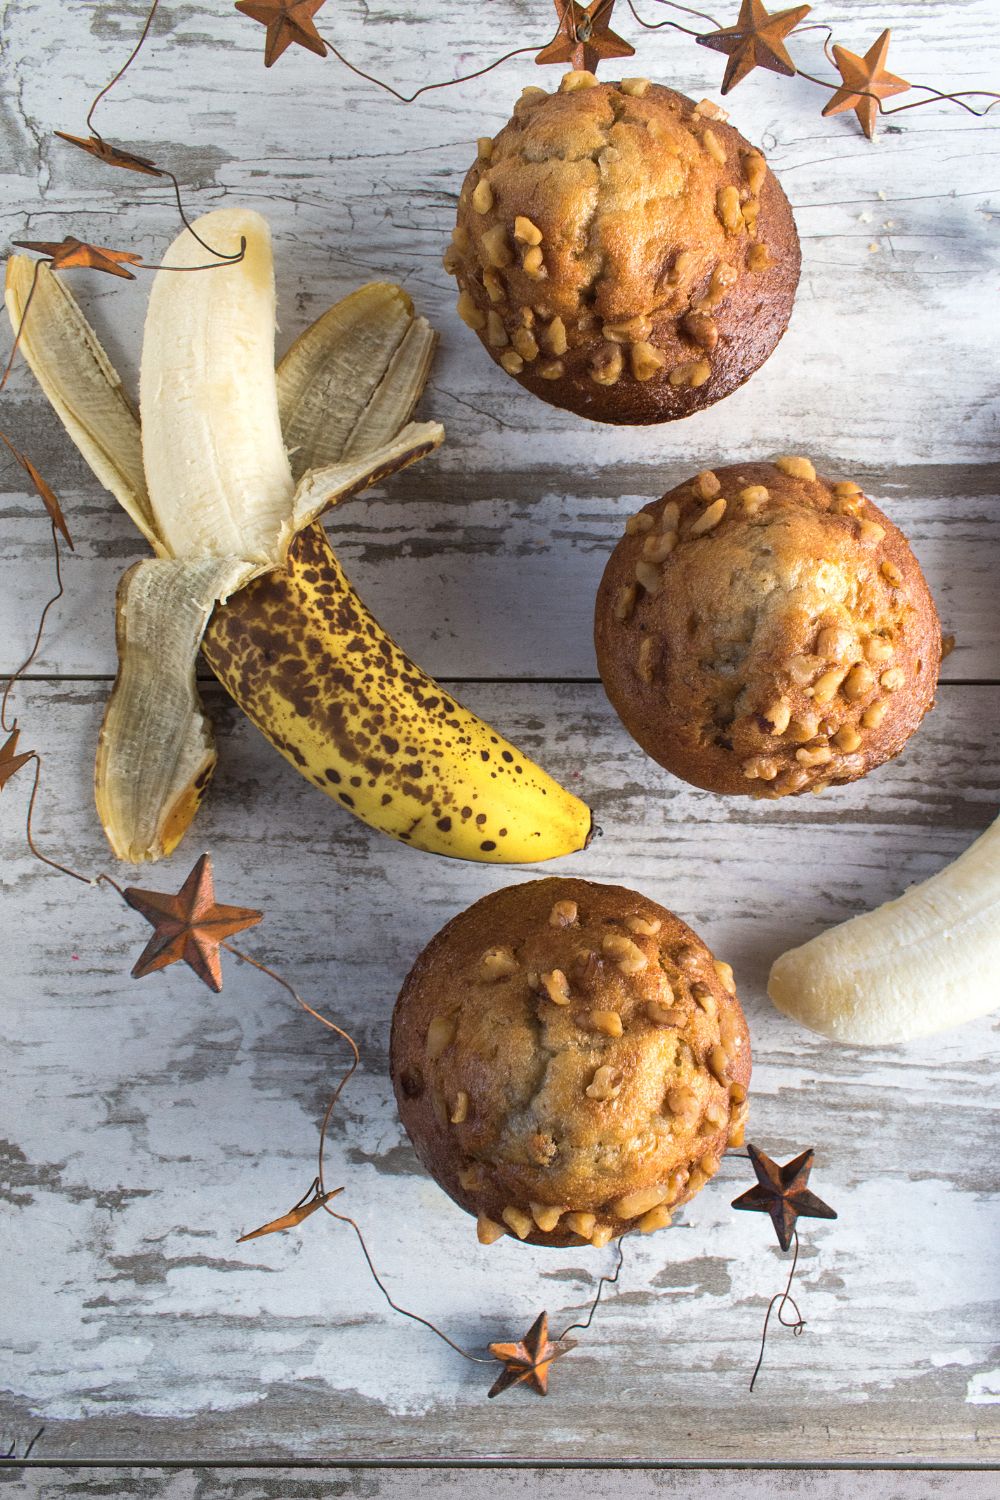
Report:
1,0,998,1470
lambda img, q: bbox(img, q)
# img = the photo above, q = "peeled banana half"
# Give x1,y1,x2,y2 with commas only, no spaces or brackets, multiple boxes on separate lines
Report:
768,812,1000,1043
5,209,592,865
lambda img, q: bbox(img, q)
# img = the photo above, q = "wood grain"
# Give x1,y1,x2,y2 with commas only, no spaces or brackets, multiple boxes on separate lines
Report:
0,471,996,682
0,1469,999,1499
0,0,998,1468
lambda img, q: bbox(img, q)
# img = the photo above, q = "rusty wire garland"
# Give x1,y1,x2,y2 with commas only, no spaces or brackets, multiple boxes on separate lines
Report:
0,0,941,1404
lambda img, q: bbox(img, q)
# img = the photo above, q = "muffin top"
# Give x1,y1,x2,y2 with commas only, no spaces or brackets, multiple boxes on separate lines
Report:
594,458,942,797
390,878,750,1249
445,74,800,424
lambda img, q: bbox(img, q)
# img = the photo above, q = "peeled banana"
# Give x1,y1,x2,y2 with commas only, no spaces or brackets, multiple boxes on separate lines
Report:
140,210,294,564
5,209,593,864
768,813,1000,1043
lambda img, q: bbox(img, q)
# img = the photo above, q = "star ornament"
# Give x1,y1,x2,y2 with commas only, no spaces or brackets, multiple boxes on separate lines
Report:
0,434,74,548
821,29,909,141
54,133,164,177
123,853,262,992
731,1143,837,1251
535,0,634,75
234,0,328,67
12,237,143,281
0,726,34,793
697,0,811,95
238,1180,345,1242
487,1311,574,1398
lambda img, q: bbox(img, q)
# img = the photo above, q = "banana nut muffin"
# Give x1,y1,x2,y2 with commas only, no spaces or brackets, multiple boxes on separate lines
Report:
594,458,942,797
442,72,800,425
390,877,750,1248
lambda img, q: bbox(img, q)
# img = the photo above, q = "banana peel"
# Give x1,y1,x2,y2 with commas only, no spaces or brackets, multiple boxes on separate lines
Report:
8,210,444,861
97,557,258,862
6,258,162,554
5,210,593,865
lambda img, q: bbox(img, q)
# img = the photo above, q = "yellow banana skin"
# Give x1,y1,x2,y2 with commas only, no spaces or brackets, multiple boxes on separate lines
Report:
202,523,593,863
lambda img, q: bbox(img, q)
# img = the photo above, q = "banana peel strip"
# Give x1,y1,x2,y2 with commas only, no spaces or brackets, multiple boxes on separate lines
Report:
6,235,444,862
99,421,442,861
276,282,434,480
341,319,438,460
285,421,443,539
96,557,261,862
4,257,165,556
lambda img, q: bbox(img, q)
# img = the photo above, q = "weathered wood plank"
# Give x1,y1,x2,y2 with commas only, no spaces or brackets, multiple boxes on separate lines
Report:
1,680,997,1461
1,1468,999,1497
0,466,996,682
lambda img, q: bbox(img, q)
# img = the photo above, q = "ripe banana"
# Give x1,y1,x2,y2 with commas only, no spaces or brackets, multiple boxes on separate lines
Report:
768,813,1000,1043
202,523,592,863
5,210,593,864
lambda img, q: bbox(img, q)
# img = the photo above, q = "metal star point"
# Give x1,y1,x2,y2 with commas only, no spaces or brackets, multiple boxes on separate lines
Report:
54,133,164,177
234,0,328,67
13,237,143,281
487,1311,574,1398
0,726,34,793
731,1143,837,1251
535,0,634,75
821,28,909,140
0,437,74,548
697,0,811,94
123,852,262,993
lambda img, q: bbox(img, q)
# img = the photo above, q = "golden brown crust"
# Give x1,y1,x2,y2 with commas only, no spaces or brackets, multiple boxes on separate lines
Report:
594,460,942,797
390,878,751,1248
445,77,800,425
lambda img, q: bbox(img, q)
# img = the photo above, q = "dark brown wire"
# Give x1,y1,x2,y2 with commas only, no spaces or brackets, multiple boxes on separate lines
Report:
650,0,722,30
0,519,64,733
749,1228,806,1393
86,0,163,140
222,940,360,1197
328,1209,497,1365
557,1235,627,1340
319,37,543,105
0,260,42,395
626,0,712,39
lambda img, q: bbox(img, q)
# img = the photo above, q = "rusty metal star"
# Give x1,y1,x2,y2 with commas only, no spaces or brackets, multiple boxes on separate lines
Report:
535,0,634,75
731,1143,837,1251
123,852,262,992
53,133,164,177
237,1179,345,1242
234,0,328,67
487,1311,574,1398
0,726,35,794
12,237,143,281
697,0,811,94
0,434,74,548
821,28,909,140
